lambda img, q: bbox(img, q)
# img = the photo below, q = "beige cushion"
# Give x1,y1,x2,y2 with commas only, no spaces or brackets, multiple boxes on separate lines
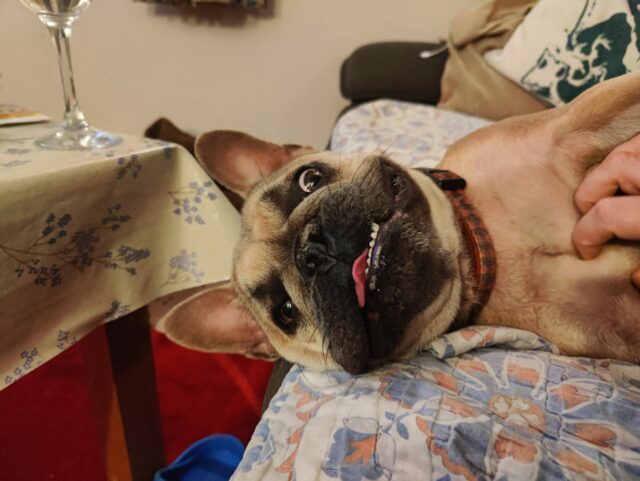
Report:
438,0,547,120
484,0,640,106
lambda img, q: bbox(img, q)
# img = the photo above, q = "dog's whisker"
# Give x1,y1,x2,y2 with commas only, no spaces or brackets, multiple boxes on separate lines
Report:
301,324,321,360
322,337,331,369
380,138,399,158
350,151,374,183
356,155,383,196
256,164,268,179
325,179,338,206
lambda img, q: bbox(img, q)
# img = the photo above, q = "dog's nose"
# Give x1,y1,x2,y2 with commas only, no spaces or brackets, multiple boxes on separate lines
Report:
296,221,337,276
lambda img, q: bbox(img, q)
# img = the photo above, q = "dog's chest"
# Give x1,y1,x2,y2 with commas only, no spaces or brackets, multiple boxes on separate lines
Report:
458,165,640,354
441,136,637,330
456,156,580,256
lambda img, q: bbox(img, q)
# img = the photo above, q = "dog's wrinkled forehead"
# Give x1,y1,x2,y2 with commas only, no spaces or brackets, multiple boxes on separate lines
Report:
233,150,375,293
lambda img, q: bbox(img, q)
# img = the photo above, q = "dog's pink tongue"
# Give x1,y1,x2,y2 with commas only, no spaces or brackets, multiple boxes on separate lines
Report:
352,249,368,308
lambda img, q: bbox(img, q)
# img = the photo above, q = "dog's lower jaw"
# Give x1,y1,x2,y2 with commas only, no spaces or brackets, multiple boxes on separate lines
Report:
392,253,475,360
390,171,480,357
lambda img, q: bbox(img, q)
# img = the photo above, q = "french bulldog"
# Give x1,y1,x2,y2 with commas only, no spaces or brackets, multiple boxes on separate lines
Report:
156,71,640,374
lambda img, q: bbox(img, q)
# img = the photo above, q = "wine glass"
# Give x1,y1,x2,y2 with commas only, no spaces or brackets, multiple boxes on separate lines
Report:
20,0,121,150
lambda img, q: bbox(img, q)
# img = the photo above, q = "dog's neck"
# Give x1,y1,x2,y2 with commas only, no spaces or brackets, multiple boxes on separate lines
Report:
414,167,497,323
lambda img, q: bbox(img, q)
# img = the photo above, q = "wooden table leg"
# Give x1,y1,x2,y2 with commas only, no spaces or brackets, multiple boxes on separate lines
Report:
82,327,134,481
106,307,166,481
82,307,165,480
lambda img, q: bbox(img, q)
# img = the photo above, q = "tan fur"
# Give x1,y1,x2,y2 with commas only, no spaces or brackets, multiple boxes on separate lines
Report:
161,72,640,370
392,170,473,358
439,71,640,362
158,282,278,359
233,152,415,369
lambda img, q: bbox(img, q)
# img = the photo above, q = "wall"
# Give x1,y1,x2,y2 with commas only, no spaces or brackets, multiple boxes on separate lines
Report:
0,0,476,147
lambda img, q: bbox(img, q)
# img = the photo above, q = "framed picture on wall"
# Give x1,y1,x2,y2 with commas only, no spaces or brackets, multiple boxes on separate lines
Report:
135,0,267,7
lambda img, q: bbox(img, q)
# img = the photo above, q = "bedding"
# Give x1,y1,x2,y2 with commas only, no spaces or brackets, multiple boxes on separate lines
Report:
233,102,640,480
437,0,547,121
330,99,491,169
234,327,640,481
484,0,640,106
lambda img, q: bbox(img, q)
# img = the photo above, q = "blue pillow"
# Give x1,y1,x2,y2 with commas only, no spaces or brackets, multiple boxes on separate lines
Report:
155,434,244,481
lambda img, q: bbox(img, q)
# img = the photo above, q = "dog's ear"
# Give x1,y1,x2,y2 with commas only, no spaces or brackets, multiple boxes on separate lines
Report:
195,130,314,198
155,281,278,360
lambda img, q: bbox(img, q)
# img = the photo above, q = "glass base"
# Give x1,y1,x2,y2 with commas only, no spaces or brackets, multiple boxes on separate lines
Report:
35,126,122,150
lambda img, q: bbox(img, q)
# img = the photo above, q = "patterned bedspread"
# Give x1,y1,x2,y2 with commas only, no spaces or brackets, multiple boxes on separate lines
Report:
232,101,640,480
233,327,640,481
330,99,491,168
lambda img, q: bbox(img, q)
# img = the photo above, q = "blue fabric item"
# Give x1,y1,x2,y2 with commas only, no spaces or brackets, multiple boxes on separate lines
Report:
155,434,244,481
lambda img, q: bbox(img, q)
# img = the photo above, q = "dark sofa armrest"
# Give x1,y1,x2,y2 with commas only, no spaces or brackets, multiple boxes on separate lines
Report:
340,42,448,105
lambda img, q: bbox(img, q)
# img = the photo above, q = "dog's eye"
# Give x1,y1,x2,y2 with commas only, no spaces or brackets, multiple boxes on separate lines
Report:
298,168,323,194
277,299,296,327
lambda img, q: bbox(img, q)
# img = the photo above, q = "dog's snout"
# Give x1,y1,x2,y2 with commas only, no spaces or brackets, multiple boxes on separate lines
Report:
296,221,337,276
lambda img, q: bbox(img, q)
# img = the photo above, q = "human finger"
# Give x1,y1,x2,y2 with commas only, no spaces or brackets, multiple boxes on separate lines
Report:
572,196,640,259
575,143,640,213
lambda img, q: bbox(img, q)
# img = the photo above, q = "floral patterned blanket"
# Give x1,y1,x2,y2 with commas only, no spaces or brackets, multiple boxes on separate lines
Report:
232,101,640,480
329,99,491,169
233,327,640,481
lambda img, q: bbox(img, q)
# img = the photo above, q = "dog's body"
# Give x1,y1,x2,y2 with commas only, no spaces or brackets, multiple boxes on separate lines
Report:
440,86,640,362
159,72,640,373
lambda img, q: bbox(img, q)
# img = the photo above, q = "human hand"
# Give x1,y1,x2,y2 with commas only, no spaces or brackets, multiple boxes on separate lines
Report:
572,133,640,288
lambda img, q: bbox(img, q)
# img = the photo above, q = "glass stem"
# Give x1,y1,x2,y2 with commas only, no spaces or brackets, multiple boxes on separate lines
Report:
47,24,89,132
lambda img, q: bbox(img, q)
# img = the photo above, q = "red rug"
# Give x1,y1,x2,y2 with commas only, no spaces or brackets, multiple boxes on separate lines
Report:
0,329,273,481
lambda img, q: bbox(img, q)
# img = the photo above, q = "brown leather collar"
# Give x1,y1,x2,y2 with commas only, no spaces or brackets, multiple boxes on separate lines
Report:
415,168,497,319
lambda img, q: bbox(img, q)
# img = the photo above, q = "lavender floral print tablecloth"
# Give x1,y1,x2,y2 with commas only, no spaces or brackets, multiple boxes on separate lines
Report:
0,122,240,389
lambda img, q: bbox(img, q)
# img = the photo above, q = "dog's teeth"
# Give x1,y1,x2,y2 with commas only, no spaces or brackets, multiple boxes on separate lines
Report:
365,223,380,289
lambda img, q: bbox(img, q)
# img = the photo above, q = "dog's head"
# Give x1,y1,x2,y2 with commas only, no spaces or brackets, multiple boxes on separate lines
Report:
158,131,468,373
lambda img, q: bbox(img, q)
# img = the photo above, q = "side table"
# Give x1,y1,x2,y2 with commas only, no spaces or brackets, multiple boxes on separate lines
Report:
0,122,241,480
